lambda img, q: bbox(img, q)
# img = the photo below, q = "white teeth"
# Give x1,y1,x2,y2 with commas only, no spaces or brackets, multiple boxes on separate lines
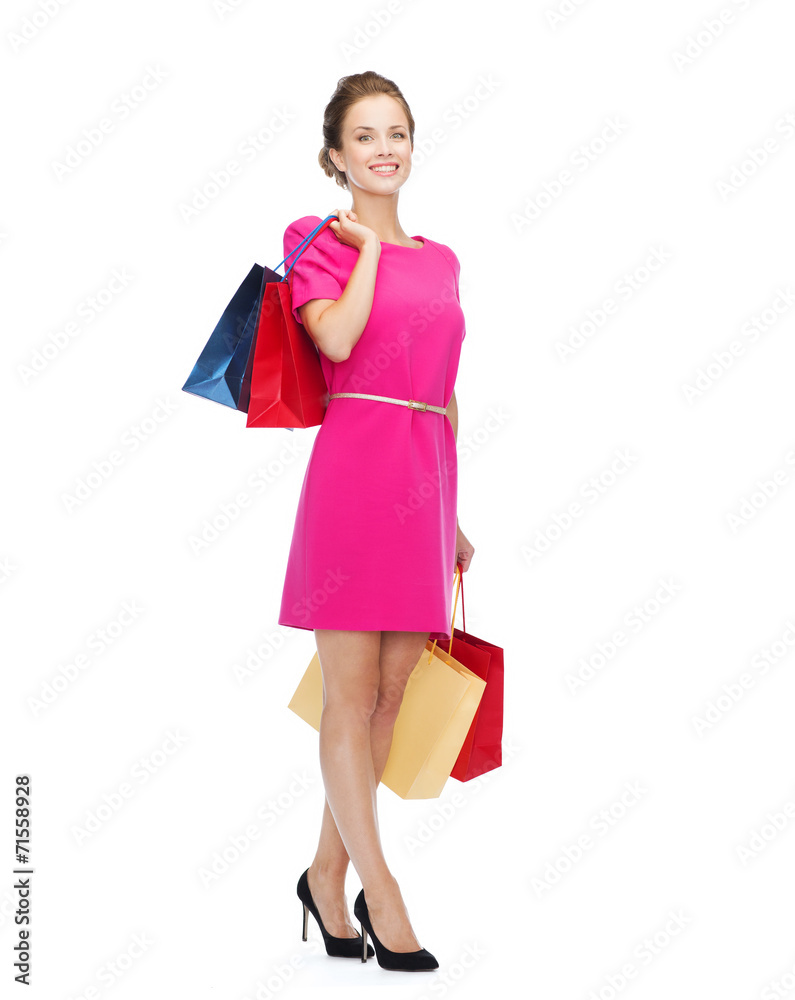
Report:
371,165,397,172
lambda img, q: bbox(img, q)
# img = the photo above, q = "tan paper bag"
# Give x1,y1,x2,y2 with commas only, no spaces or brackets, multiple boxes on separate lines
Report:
288,638,486,799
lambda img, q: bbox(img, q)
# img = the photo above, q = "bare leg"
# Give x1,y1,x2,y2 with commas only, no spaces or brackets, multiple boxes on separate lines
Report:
306,629,430,950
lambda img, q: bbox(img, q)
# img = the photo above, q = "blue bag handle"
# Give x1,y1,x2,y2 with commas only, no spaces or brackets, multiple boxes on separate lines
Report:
273,214,338,281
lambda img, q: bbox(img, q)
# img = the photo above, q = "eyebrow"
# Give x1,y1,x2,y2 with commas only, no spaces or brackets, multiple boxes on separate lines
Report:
352,124,407,131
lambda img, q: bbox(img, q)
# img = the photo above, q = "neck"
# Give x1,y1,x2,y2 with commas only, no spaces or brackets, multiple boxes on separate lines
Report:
348,192,408,244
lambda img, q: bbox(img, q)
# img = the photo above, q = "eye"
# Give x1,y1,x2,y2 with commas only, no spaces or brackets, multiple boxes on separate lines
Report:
357,132,407,141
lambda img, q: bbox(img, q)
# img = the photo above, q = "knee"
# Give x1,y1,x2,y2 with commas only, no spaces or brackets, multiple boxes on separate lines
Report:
371,678,408,726
322,685,380,725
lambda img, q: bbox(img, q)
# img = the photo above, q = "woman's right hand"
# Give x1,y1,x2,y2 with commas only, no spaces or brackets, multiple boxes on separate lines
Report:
328,208,380,253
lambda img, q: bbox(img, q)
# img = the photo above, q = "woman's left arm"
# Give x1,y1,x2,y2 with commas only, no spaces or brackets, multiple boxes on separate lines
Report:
447,389,458,439
447,390,475,572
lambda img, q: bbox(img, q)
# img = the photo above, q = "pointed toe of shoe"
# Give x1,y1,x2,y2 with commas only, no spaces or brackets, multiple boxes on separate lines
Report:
353,889,439,971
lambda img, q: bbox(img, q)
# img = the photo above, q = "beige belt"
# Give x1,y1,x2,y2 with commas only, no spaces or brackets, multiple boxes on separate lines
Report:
328,392,446,415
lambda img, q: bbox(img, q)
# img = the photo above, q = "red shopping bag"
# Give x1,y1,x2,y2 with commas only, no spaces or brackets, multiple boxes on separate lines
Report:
245,217,334,428
446,563,504,781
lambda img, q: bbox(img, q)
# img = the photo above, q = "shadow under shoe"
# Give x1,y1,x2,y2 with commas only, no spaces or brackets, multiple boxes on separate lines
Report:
297,869,374,958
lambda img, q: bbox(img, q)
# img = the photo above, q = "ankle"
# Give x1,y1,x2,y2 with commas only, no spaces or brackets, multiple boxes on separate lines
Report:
309,859,349,884
362,873,400,898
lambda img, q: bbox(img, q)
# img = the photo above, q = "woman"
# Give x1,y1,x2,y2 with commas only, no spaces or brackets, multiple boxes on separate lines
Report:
279,71,474,973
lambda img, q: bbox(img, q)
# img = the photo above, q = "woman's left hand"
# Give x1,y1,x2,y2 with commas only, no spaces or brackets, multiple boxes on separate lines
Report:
455,521,475,573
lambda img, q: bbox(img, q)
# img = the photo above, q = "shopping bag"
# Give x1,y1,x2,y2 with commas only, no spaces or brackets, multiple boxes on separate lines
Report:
182,214,337,428
181,263,269,410
287,565,486,799
380,638,486,798
245,214,338,428
447,563,504,781
245,275,329,429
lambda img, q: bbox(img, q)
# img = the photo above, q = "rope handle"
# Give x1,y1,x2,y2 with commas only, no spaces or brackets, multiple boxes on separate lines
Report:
425,561,466,664
272,214,338,281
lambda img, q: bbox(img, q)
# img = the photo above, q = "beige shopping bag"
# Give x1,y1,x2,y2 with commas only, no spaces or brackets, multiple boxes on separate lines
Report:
287,566,485,799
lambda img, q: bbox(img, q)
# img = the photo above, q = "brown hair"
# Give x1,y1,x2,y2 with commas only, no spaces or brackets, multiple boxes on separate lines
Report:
318,71,415,190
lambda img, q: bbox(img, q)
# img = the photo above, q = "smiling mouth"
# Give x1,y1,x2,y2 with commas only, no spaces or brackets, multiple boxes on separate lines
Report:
370,164,398,174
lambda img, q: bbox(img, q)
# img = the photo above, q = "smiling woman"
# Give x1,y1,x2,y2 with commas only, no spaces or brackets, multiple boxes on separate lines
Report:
274,70,475,975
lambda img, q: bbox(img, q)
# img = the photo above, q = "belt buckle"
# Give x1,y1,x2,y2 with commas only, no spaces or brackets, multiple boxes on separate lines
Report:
407,399,427,411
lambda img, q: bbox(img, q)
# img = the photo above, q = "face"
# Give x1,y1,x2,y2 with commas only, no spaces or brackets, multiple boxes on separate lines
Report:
329,94,413,193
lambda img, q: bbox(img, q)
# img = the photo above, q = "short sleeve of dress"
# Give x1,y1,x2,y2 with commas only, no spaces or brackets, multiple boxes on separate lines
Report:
283,216,343,326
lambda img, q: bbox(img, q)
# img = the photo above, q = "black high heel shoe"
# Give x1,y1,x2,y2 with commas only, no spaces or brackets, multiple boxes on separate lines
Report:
297,869,374,959
353,888,439,971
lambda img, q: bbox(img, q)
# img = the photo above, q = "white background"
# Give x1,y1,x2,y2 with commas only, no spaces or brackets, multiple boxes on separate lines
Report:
3,0,795,997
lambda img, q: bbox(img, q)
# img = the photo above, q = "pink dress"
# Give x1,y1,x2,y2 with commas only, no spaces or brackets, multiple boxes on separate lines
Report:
278,215,466,642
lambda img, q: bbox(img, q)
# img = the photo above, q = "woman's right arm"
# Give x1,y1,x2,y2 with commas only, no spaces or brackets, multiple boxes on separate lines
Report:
297,211,381,363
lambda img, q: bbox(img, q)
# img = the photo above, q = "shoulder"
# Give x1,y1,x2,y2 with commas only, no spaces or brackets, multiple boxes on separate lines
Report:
423,237,460,276
284,215,339,253
285,214,321,238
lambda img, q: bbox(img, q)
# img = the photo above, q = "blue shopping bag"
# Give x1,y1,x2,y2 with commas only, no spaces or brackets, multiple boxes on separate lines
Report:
182,262,271,411
181,215,336,416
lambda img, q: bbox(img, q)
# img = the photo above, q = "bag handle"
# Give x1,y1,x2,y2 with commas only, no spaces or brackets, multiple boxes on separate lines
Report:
425,561,465,665
458,559,466,636
273,214,338,281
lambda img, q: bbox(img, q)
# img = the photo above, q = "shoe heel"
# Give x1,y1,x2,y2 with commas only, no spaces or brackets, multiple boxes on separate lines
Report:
296,868,374,959
360,924,368,963
353,888,439,972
